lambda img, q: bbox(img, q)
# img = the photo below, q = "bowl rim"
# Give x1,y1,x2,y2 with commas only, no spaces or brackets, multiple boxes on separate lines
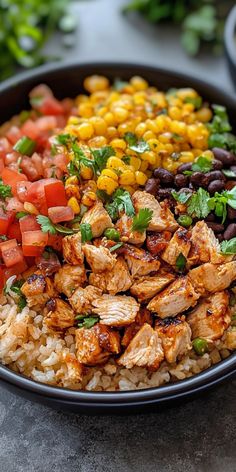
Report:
0,60,236,405
224,5,236,67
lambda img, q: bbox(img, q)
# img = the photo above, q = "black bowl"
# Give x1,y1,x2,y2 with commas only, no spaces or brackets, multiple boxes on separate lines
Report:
224,5,236,89
0,62,236,413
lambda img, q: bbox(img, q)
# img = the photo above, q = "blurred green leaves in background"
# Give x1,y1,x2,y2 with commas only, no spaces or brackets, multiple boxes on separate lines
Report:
0,0,76,81
123,0,235,56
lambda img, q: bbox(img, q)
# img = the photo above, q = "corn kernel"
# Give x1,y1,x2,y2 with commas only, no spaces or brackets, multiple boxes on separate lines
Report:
81,191,97,207
146,119,159,134
143,130,156,141
130,76,148,91
179,151,194,163
97,106,108,117
77,122,94,140
85,180,97,193
195,107,212,123
135,171,148,186
107,126,118,139
88,136,107,147
162,156,180,172
119,170,136,186
80,164,93,180
118,122,135,136
84,75,109,93
113,107,129,123
67,116,79,125
142,150,157,166
24,202,39,215
140,160,149,172
122,185,135,194
68,197,80,214
110,138,126,150
129,156,141,171
65,176,79,186
97,175,118,195
78,103,94,118
135,122,147,137
90,116,107,135
101,169,119,181
177,88,198,100
107,156,126,170
65,184,81,200
90,91,108,104
104,112,115,126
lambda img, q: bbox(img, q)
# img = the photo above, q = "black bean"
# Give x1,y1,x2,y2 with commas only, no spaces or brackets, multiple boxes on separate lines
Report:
217,234,224,242
223,223,236,240
174,174,188,188
227,206,236,220
177,163,192,173
208,179,225,194
145,178,159,196
205,213,216,222
157,187,174,199
190,172,204,187
153,167,174,184
206,222,225,233
212,159,223,170
200,174,211,188
205,170,225,182
212,148,236,166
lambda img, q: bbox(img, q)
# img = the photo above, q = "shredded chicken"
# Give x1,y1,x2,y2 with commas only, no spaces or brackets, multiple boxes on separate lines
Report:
147,276,200,318
92,294,139,326
116,213,146,245
54,264,87,297
189,261,236,295
187,291,231,341
81,201,113,237
155,316,192,363
130,273,175,302
44,298,75,331
75,323,120,365
132,190,178,232
62,232,84,265
118,323,164,370
69,285,102,313
21,272,55,308
89,256,132,295
83,244,116,273
161,228,191,266
123,244,160,277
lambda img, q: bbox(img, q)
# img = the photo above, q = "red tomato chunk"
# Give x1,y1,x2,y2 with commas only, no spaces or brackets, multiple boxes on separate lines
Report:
2,245,24,268
44,180,67,207
48,206,74,224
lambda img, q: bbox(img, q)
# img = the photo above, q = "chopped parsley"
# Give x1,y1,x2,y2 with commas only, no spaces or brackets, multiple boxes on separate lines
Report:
75,314,99,329
124,132,150,154
0,180,12,200
132,208,153,233
176,253,187,272
80,223,93,243
220,238,236,255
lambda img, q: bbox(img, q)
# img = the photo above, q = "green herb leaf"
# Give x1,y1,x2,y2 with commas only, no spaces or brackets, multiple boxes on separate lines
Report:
113,78,129,91
13,136,36,156
80,223,93,243
191,156,213,173
132,208,153,232
90,146,115,173
4,279,26,311
16,211,28,219
222,169,236,178
124,132,150,153
220,238,236,255
76,313,99,329
187,188,210,219
106,188,135,221
0,180,12,200
36,215,57,234
96,189,111,203
184,96,202,109
171,190,192,204
176,252,187,271
109,242,123,252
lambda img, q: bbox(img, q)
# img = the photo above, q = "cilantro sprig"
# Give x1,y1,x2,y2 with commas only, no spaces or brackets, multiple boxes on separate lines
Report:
106,188,135,221
208,104,236,153
75,314,99,329
132,208,153,233
0,179,12,200
220,238,236,255
176,253,187,272
124,132,150,154
80,223,93,243
4,279,26,311
36,215,76,235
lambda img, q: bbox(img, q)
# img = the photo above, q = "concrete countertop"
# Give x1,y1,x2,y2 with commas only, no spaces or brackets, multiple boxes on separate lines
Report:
0,1,235,471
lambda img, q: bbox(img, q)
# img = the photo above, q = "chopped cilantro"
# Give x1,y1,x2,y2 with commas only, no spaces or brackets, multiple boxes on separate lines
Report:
187,188,210,219
176,253,186,272
208,104,236,153
90,146,115,173
191,156,213,173
184,96,202,109
4,279,26,311
75,313,99,329
36,215,76,235
124,132,150,153
0,180,12,200
80,223,93,243
222,169,236,178
220,238,236,255
132,208,153,233
106,188,135,221
16,211,28,219
171,190,192,204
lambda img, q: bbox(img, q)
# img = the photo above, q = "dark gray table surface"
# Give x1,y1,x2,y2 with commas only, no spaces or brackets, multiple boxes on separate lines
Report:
0,1,235,471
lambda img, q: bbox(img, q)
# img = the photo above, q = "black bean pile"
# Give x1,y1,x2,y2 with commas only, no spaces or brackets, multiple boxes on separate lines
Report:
145,147,236,242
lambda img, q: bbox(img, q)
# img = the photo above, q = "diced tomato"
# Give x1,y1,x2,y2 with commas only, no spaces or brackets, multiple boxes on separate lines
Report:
6,197,25,213
20,119,40,140
39,97,64,116
47,234,63,252
27,178,57,214
20,156,42,182
0,238,17,255
48,206,74,224
16,181,31,203
7,221,22,242
6,126,22,145
36,116,57,131
22,230,48,248
0,137,11,160
2,168,28,197
0,159,4,173
19,215,40,233
22,245,44,257
4,259,28,279
2,245,24,268
0,214,12,235
44,180,67,207
54,153,69,172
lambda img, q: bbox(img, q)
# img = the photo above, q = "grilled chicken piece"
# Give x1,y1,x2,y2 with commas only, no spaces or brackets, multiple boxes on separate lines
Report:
225,328,236,350
147,276,200,318
118,323,164,370
83,244,116,273
161,228,191,266
122,307,153,348
54,264,87,297
123,244,160,277
81,201,113,238
75,323,120,365
189,261,236,295
92,294,139,326
89,256,132,295
21,272,55,308
189,221,231,265
132,190,178,232
69,285,102,313
62,232,84,265
130,273,175,302
44,298,75,331
187,291,231,341
146,231,172,255
116,214,146,245
155,316,192,363
62,353,83,384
